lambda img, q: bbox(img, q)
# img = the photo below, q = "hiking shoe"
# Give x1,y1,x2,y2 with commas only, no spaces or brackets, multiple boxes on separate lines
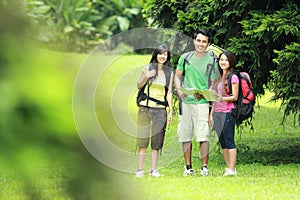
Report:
200,166,209,176
183,169,194,176
136,169,144,177
223,168,237,176
150,169,162,177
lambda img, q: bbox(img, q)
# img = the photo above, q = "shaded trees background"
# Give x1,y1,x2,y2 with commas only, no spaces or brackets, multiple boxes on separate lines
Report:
143,0,300,124
25,0,300,125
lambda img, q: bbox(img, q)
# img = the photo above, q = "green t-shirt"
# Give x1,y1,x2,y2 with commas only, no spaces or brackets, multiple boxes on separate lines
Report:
177,52,218,104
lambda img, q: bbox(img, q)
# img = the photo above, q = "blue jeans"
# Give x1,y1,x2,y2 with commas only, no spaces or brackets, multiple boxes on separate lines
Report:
213,112,236,149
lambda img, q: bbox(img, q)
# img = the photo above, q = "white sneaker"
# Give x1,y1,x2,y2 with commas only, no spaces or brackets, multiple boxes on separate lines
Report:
136,169,144,177
223,168,237,176
200,166,209,176
183,168,194,176
150,169,162,177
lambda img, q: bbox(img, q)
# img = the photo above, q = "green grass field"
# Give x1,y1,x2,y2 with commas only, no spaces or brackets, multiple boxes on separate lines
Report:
0,51,299,200
123,92,299,200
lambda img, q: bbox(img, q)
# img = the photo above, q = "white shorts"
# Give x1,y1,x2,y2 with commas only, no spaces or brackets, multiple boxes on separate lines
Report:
177,103,210,142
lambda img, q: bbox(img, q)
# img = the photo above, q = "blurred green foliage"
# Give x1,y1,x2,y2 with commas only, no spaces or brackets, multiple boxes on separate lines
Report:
26,0,146,52
0,1,139,199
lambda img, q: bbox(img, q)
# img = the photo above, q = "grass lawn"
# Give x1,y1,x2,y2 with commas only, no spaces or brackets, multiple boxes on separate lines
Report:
116,91,299,200
0,52,299,200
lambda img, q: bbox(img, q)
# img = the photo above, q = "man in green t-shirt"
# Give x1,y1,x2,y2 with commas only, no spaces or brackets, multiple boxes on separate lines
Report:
174,29,218,176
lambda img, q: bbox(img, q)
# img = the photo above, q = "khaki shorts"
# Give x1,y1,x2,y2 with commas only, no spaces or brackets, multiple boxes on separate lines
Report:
177,103,210,142
136,106,167,149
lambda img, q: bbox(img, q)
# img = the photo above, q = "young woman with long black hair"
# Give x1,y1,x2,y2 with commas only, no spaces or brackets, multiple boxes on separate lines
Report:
209,51,238,176
136,45,173,177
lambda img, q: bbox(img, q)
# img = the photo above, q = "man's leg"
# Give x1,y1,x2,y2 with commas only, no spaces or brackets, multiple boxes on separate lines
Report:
193,103,210,175
182,141,192,166
179,103,194,175
200,141,209,165
182,141,194,176
200,141,209,176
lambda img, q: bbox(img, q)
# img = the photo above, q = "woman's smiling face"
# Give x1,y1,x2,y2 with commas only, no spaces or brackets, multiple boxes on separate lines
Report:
219,54,230,70
157,51,168,64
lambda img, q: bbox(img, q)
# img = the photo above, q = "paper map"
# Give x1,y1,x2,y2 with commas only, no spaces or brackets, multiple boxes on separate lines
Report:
179,88,220,101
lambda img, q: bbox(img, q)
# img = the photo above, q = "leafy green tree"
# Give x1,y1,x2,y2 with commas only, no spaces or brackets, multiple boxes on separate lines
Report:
272,43,300,124
143,0,300,124
92,0,145,34
27,0,99,51
26,0,146,52
90,0,148,52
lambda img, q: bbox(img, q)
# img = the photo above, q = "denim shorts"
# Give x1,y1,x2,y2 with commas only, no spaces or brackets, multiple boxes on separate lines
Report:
136,106,167,149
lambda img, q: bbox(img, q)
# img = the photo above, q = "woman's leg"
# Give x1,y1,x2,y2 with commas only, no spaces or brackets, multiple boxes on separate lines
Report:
136,106,151,172
227,148,236,171
149,108,166,171
151,148,159,170
222,148,229,168
137,147,147,170
213,112,228,167
223,112,237,172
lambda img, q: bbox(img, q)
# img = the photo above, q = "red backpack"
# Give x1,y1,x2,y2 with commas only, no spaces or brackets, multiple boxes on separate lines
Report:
227,71,256,128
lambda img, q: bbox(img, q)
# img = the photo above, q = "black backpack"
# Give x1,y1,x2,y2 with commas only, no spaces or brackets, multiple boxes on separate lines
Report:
226,71,256,128
136,66,172,107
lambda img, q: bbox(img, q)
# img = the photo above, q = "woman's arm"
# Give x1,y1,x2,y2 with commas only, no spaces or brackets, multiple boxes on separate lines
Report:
221,81,239,102
167,72,174,124
137,66,156,89
208,102,215,128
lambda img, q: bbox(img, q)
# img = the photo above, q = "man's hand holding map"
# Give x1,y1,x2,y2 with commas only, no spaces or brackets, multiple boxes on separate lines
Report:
179,88,220,102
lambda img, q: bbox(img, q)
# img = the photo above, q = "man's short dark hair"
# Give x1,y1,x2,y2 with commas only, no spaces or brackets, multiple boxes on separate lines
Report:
193,29,211,43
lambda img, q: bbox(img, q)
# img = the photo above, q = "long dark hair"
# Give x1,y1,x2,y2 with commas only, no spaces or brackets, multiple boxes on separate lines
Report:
148,45,172,86
218,50,236,77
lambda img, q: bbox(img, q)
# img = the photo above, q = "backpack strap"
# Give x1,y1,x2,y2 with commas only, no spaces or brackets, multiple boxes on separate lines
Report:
226,72,234,96
140,68,172,107
146,81,150,106
182,50,216,87
240,73,253,87
182,51,194,76
139,82,168,107
226,70,242,102
206,51,217,87
163,68,172,107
